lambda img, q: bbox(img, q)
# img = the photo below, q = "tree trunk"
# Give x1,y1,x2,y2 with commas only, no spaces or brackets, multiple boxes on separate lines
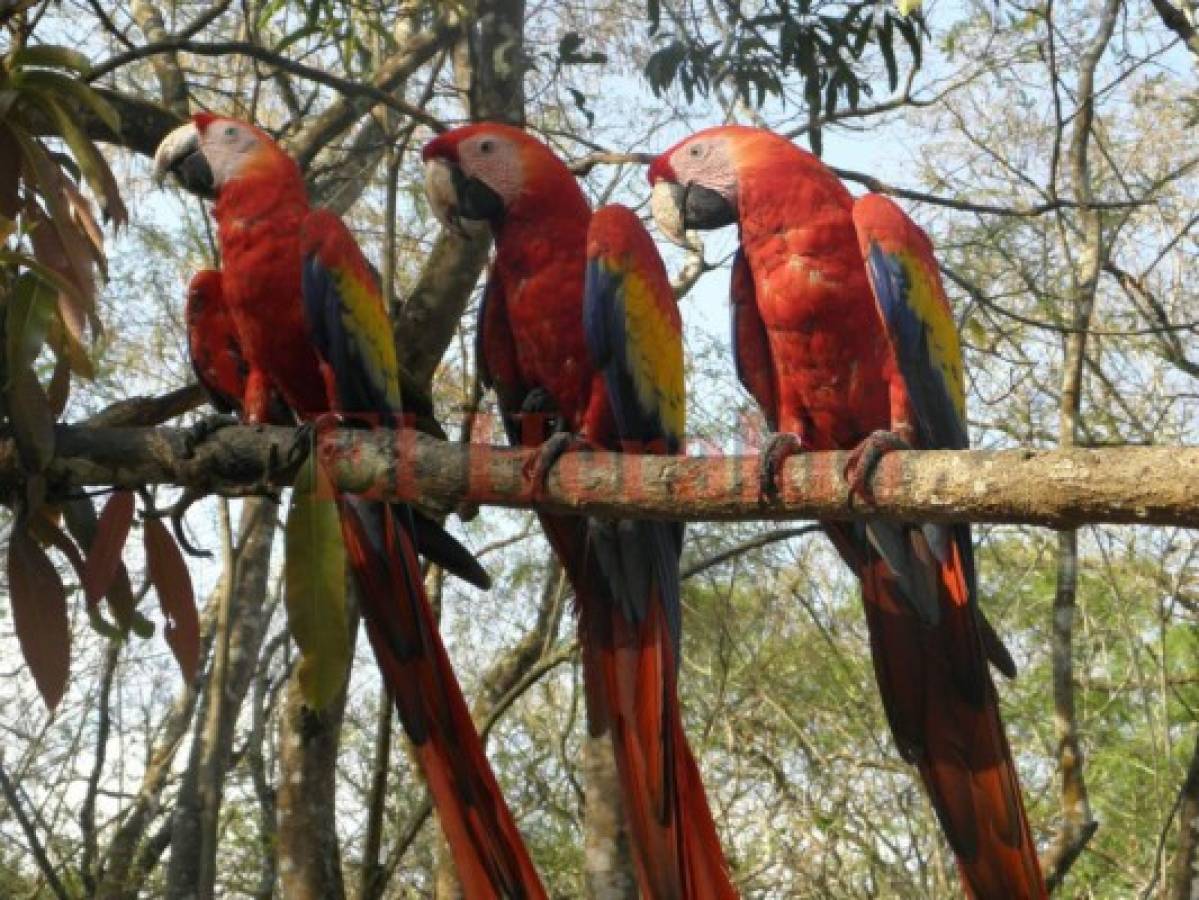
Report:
1171,728,1199,899
275,591,357,900
165,498,278,899
582,734,636,900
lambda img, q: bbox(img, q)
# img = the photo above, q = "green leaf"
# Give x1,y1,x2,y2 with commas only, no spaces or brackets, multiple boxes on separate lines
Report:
9,45,92,75
285,454,349,711
17,69,120,134
879,15,899,93
12,130,98,305
8,363,56,475
0,249,88,312
896,15,923,72
275,24,322,55
6,270,56,383
256,0,289,29
34,94,127,228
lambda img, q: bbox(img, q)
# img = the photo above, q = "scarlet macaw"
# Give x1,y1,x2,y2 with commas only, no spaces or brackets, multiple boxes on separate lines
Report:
647,126,1043,899
185,269,289,423
154,114,546,899
423,125,736,899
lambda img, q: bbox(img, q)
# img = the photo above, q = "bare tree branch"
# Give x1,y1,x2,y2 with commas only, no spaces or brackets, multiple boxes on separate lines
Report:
0,759,71,900
89,39,446,133
5,424,1199,528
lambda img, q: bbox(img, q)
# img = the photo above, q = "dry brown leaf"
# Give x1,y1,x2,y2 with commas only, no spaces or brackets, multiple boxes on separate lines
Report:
82,490,134,608
143,516,200,683
8,524,70,709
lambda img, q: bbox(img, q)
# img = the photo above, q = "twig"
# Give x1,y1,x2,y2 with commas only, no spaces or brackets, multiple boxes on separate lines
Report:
0,759,72,900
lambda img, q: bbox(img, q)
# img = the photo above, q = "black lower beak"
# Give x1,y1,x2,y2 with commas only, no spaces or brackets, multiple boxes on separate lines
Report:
172,151,216,200
683,183,737,231
452,166,505,224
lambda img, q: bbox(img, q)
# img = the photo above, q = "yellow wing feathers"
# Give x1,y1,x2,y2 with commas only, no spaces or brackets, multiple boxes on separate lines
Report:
334,266,403,411
620,265,685,439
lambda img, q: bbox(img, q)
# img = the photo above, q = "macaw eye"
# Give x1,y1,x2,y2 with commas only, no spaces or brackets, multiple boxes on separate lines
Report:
479,139,495,154
688,144,704,158
224,126,238,140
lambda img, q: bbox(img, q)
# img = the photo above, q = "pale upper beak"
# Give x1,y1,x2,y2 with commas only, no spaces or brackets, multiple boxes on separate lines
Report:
153,122,215,198
423,158,458,230
153,122,199,186
650,181,689,248
422,157,491,238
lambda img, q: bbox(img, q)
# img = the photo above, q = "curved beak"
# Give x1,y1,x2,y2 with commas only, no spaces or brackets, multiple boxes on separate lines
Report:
650,181,689,247
153,122,215,199
422,157,502,238
650,180,738,247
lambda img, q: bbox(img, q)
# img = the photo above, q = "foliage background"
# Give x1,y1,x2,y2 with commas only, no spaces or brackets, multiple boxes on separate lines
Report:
1,0,1198,897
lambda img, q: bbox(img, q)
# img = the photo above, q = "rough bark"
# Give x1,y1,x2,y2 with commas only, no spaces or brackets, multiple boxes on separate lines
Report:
276,605,357,900
129,0,190,116
165,499,278,900
582,735,637,900
15,423,1199,528
356,697,393,900
94,600,221,900
1042,1,1118,889
1170,728,1199,899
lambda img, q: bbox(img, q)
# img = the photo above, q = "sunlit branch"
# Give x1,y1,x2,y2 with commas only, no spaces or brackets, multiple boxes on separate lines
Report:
6,424,1199,529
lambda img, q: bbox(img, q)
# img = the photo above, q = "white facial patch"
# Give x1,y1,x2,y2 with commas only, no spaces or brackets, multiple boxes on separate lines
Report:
199,121,263,189
459,136,523,208
669,139,739,214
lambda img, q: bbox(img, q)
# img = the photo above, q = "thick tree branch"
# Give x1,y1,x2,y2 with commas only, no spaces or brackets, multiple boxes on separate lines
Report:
9,424,1199,528
27,87,184,158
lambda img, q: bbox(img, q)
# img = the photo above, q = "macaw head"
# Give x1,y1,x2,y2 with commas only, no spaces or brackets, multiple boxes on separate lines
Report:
421,123,582,234
647,125,797,246
153,112,297,199
185,269,223,314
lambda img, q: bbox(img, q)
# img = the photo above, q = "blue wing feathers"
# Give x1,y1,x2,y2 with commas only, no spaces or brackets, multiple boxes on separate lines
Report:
301,253,395,425
582,242,684,662
866,244,967,451
583,260,679,452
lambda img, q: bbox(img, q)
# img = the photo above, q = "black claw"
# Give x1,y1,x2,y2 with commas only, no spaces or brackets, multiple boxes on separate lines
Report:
286,421,318,468
519,387,562,445
520,387,557,414
182,413,239,459
844,429,911,504
528,432,589,497
759,432,803,500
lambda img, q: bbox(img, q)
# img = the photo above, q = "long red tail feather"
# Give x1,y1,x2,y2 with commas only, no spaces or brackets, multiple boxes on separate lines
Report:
544,512,738,900
340,498,546,900
838,524,1045,900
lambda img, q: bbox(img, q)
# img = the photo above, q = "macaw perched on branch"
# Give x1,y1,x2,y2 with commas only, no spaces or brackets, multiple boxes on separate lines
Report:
154,114,546,899
648,125,1045,900
423,125,737,900
185,269,289,424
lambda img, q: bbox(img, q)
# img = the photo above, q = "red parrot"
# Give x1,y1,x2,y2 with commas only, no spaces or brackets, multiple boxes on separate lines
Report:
185,269,289,423
155,114,546,899
423,126,737,900
648,126,1044,899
